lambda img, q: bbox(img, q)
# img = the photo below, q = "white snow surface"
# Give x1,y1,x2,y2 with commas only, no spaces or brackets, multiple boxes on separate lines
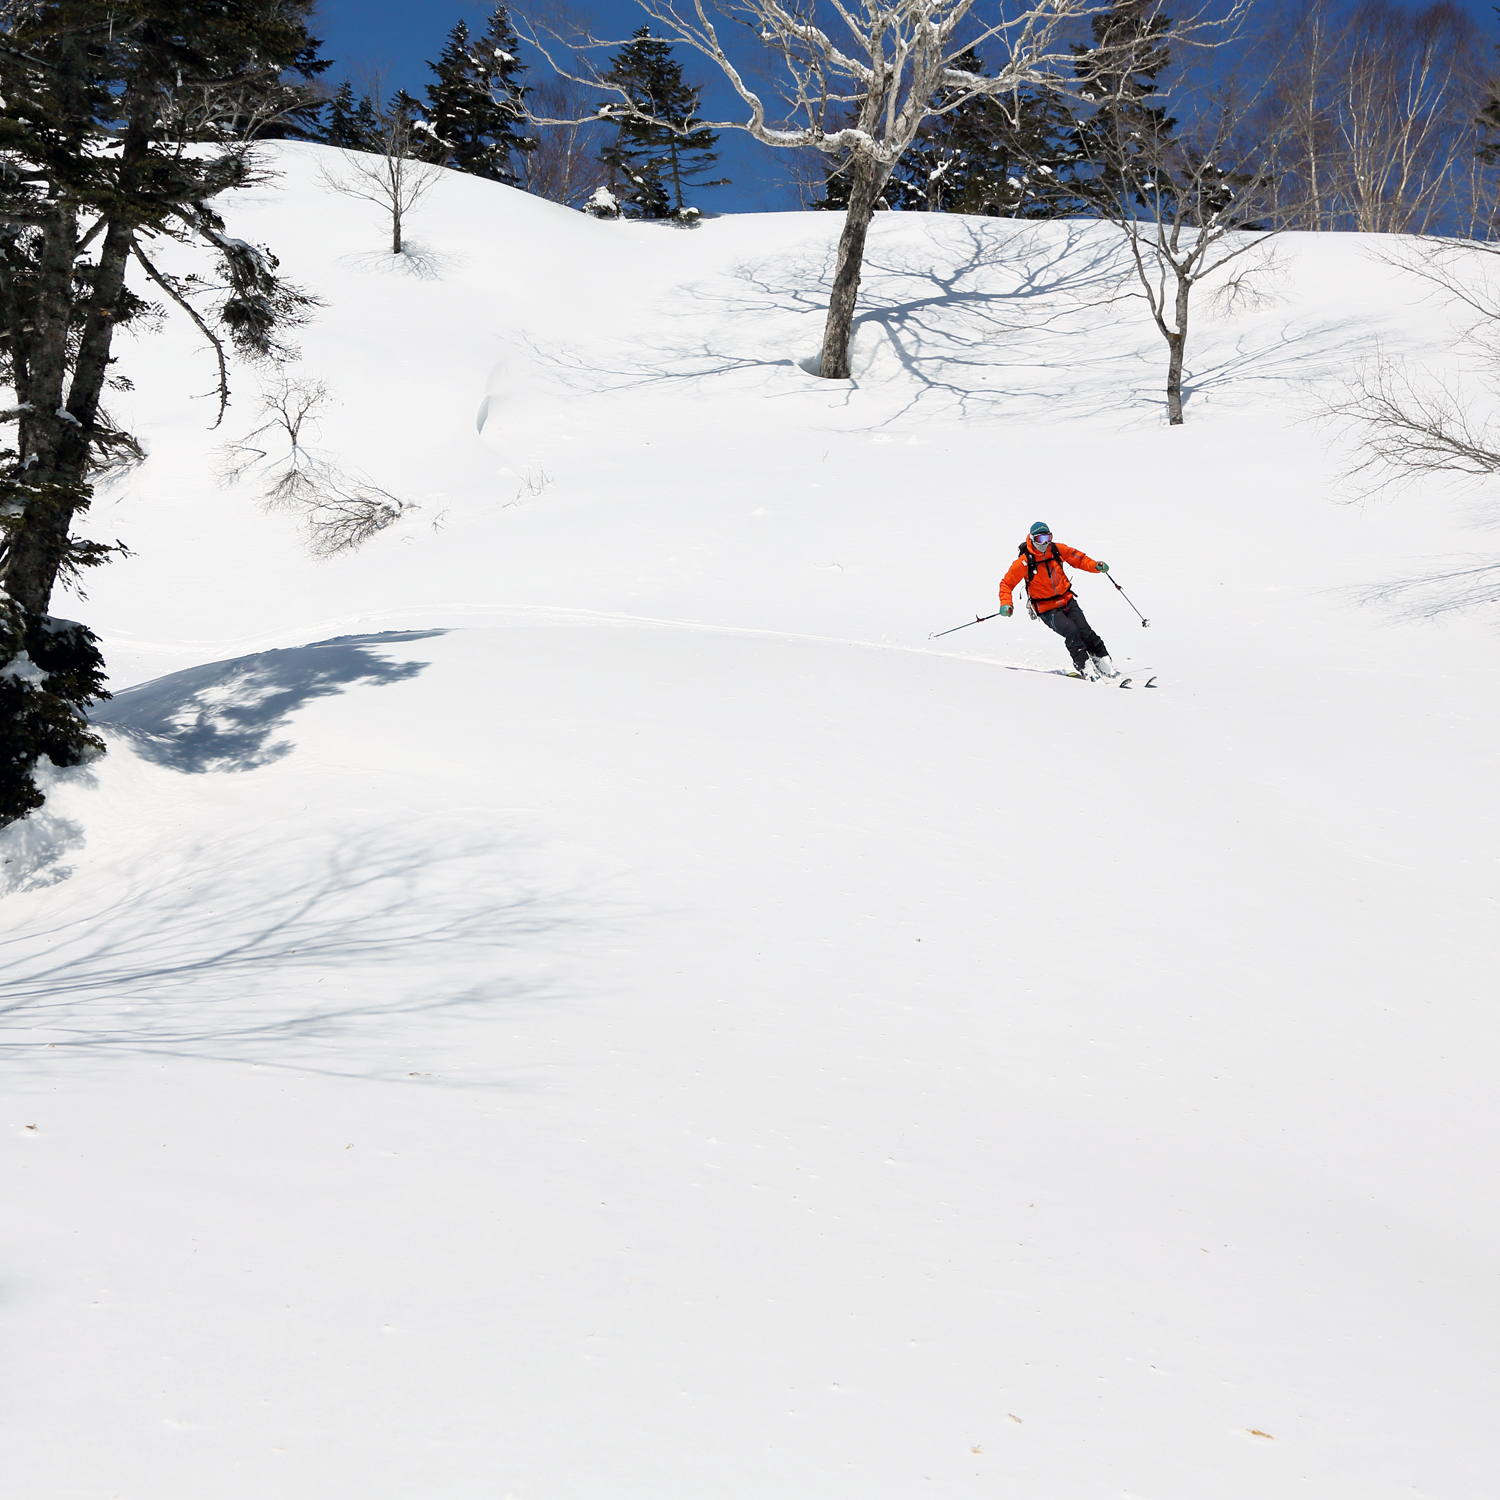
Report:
4,143,1498,1497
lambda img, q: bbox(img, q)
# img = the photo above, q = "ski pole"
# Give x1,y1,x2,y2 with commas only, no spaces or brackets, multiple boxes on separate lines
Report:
1105,573,1150,628
929,610,1004,640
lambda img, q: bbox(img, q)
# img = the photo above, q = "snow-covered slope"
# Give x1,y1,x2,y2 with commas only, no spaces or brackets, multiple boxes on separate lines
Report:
4,143,1497,1499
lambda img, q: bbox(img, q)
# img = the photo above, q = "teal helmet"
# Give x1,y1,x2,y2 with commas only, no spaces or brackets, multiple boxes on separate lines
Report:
1029,521,1052,538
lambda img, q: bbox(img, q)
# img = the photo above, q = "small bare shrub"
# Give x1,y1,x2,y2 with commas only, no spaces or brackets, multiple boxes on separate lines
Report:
220,378,411,556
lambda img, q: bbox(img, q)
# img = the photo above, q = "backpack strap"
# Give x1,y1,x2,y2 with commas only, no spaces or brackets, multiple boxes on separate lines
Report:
1019,541,1071,612
1017,543,1039,618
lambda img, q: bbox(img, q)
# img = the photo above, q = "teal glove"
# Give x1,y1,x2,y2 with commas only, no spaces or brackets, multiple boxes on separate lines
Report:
998,604,1013,617
1096,561,1109,573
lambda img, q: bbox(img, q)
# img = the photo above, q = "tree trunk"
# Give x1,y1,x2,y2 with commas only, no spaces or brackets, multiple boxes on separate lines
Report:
2,214,134,615
818,156,885,380
0,18,150,618
392,200,403,254
3,208,82,616
67,220,134,434
1165,332,1185,425
1164,273,1191,426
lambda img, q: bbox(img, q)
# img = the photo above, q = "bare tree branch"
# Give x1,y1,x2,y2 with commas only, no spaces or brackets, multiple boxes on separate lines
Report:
518,0,1108,377
1081,58,1305,424
1321,240,1500,619
521,74,610,206
131,239,232,428
1256,0,1492,235
317,87,444,255
1325,348,1500,498
219,378,412,556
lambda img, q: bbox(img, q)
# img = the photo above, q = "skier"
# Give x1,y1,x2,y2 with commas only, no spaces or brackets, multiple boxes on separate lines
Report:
998,521,1117,678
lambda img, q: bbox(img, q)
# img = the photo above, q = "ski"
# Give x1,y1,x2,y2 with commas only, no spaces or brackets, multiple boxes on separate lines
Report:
1064,670,1159,687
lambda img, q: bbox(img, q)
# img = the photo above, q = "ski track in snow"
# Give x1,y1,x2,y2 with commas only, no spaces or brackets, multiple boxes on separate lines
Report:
2,143,1498,1500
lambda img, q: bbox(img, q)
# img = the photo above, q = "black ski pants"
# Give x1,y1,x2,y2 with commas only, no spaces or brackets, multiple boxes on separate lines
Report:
1039,598,1107,672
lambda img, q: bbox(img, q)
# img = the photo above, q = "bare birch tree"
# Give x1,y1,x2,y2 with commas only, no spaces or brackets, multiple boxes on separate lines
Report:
522,0,1097,379
1257,0,1345,229
522,75,610,205
1257,0,1489,235
1328,1,1482,234
318,92,443,255
1081,68,1304,424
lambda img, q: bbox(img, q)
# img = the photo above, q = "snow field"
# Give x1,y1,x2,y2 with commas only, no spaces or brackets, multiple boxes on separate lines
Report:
3,143,1498,1497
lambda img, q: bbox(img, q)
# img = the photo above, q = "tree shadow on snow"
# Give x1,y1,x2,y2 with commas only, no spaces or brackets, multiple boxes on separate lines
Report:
92,631,444,774
838,222,1137,422
0,817,623,1085
521,220,1130,424
337,238,459,281
0,806,89,895
526,217,1391,428
1174,317,1381,418
1339,552,1500,623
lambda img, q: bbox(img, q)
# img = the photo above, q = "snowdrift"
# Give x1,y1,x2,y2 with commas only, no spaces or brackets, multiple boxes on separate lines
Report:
3,143,1497,1499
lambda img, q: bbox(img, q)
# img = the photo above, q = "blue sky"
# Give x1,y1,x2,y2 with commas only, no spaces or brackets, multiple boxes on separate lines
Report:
309,0,803,210
308,0,1500,215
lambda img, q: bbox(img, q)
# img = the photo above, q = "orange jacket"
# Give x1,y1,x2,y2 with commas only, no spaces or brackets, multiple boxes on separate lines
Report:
1000,540,1101,614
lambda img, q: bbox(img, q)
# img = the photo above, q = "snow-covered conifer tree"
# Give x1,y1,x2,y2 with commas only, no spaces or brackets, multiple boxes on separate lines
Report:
584,185,623,217
169,21,332,142
885,50,1082,215
424,10,536,183
325,81,363,148
325,80,383,152
1068,0,1178,216
597,29,724,221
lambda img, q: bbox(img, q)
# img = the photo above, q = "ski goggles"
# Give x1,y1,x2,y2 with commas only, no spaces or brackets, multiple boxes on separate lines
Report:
1031,532,1052,547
